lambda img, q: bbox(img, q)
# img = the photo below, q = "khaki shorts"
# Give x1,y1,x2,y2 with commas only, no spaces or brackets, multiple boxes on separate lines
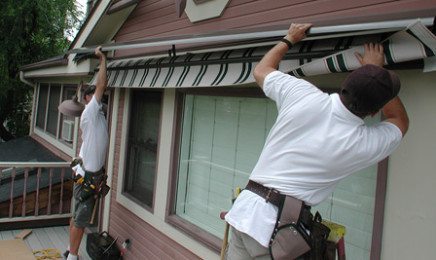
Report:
72,183,96,228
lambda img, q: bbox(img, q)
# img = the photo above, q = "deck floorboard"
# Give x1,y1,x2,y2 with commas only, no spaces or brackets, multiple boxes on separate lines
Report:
0,226,91,259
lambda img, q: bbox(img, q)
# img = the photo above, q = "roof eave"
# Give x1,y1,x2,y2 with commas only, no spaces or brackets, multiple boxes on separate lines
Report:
20,57,69,72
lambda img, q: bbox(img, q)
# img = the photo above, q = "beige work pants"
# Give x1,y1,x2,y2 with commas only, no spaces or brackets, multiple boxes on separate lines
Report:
226,227,271,260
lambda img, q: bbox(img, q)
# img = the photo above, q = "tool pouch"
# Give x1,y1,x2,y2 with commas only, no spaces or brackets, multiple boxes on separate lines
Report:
300,212,331,260
78,178,95,202
100,184,110,197
269,196,311,260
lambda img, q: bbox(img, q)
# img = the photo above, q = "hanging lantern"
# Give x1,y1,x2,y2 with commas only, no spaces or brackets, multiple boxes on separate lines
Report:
58,84,84,117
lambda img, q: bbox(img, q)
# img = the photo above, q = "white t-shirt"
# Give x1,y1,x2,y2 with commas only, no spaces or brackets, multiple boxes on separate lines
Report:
74,95,109,176
225,70,402,247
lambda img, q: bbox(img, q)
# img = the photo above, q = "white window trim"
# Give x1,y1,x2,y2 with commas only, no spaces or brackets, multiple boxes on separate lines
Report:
33,128,75,157
102,88,120,231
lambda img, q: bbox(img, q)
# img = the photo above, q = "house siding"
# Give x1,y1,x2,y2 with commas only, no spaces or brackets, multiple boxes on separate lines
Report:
114,0,436,57
107,89,200,260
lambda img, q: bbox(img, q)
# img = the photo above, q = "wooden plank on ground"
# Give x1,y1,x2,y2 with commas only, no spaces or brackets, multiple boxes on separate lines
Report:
0,239,35,260
14,229,32,239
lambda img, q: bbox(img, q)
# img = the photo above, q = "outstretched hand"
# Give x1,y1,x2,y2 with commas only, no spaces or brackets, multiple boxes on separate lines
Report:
284,23,312,44
355,43,384,67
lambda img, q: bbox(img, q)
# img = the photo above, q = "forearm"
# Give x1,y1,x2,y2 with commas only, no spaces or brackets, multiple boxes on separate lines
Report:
253,42,290,87
253,23,312,88
94,55,107,102
382,97,409,136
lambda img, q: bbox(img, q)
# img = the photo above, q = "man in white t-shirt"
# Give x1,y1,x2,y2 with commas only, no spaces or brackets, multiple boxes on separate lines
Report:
64,46,109,260
225,23,409,259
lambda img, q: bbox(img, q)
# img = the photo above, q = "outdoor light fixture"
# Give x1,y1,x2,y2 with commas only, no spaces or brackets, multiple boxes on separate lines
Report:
58,84,85,117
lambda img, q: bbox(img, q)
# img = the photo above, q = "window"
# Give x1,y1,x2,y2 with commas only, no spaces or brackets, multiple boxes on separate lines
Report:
172,90,276,239
36,84,49,129
171,89,386,257
46,84,61,135
35,83,76,146
123,90,162,208
312,115,384,259
59,85,78,143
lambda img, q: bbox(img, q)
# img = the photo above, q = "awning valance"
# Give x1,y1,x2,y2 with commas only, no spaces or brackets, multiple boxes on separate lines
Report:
93,20,435,88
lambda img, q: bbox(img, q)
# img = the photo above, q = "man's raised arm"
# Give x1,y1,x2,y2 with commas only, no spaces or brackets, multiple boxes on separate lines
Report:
94,46,108,103
253,23,312,88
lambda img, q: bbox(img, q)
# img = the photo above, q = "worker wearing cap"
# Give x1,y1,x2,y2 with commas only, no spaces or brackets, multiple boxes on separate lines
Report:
64,46,109,260
225,23,409,259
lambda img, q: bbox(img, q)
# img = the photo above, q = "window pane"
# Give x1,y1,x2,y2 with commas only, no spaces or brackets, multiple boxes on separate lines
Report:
36,84,48,129
123,91,162,208
46,84,61,136
175,94,277,237
175,93,381,256
312,115,381,260
59,85,77,144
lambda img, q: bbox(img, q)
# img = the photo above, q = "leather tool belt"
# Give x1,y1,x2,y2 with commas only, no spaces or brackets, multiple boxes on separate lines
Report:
70,157,110,201
245,180,283,207
245,181,332,259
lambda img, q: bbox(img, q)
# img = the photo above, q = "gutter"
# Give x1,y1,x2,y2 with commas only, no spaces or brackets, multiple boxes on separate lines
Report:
68,17,435,54
19,71,34,87
20,56,68,72
19,71,36,136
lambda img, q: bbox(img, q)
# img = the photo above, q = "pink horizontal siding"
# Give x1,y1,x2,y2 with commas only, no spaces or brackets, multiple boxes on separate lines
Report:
107,90,200,260
114,0,436,57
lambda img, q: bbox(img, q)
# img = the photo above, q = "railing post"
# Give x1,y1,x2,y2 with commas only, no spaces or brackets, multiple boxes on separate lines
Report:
59,168,65,214
47,168,53,215
9,168,16,218
35,168,42,216
21,168,29,217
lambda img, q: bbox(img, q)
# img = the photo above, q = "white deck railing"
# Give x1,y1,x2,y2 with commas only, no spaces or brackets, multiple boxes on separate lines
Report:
0,162,73,223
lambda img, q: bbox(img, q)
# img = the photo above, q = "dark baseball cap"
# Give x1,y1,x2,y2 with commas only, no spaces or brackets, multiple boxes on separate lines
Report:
341,64,400,114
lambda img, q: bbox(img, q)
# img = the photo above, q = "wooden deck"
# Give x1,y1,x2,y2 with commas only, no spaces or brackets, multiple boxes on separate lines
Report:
0,226,91,259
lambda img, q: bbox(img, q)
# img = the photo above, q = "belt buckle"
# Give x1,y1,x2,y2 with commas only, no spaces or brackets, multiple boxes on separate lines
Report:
265,188,279,204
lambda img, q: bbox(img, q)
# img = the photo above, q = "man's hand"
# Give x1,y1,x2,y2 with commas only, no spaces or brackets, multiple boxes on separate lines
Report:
284,23,312,44
254,22,312,87
95,46,105,60
355,43,384,67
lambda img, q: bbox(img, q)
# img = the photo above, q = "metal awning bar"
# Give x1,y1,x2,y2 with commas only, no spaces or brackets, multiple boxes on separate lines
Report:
69,17,434,54
94,20,435,89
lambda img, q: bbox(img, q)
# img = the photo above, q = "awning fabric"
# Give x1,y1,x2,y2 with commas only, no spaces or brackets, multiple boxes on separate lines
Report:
94,20,435,88
289,20,435,77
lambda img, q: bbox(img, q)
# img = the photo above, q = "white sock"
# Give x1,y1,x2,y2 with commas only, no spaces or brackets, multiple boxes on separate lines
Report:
67,253,78,260
67,245,70,251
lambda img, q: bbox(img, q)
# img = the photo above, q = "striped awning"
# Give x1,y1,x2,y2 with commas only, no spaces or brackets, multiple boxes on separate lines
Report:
289,20,435,77
95,20,435,88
